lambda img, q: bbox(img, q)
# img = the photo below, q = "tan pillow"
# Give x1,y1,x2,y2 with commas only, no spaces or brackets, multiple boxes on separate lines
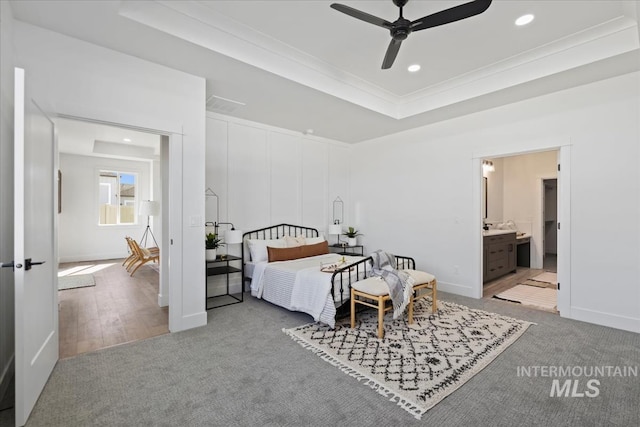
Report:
299,241,329,258
267,241,329,262
268,245,303,262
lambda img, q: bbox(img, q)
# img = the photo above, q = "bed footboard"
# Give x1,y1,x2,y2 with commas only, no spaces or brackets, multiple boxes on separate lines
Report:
330,255,416,306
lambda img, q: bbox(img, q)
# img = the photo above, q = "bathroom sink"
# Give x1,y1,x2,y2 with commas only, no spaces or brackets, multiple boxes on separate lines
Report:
482,229,517,236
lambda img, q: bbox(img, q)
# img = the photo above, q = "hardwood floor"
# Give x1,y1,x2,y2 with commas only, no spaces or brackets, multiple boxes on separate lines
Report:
483,256,558,314
58,259,168,359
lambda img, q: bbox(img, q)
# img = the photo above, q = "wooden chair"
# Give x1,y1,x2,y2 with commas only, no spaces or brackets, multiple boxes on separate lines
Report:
404,269,437,324
123,236,138,270
350,270,437,338
125,237,159,276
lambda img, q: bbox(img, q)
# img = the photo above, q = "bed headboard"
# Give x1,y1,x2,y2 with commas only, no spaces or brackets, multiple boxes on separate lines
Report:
242,223,319,241
241,224,320,286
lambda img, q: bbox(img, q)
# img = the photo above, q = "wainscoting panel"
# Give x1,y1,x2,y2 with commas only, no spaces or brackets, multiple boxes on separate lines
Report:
269,132,302,225
301,140,328,230
227,123,270,230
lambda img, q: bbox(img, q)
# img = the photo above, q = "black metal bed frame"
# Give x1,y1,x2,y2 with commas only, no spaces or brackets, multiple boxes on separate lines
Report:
241,223,415,307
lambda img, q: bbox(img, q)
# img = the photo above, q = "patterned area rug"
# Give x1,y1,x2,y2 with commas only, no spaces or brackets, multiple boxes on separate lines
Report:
283,299,531,419
494,284,557,311
58,274,96,290
531,271,557,285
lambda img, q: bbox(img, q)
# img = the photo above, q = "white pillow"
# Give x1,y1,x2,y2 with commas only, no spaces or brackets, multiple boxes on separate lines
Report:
306,236,326,245
283,235,307,247
248,239,286,262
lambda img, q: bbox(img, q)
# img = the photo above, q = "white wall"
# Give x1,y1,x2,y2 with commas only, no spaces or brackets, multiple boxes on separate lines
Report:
58,153,152,262
353,72,640,333
14,22,207,332
0,0,16,403
205,113,351,294
206,113,352,236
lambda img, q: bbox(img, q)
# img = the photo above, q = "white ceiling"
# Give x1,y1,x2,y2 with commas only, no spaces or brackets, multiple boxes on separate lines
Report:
10,0,640,143
56,118,160,160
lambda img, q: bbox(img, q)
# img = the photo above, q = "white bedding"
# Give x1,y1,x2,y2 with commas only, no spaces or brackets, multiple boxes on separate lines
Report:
250,253,365,328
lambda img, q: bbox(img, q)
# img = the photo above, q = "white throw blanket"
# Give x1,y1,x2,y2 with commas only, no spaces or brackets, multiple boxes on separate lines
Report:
369,250,414,319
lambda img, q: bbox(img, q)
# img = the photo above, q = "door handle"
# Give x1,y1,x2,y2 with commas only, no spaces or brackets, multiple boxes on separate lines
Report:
24,258,45,271
1,261,23,271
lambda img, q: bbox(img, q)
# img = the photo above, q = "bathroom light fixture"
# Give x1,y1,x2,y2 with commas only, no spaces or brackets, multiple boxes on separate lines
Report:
515,14,534,26
482,160,495,173
123,138,132,142
408,64,421,73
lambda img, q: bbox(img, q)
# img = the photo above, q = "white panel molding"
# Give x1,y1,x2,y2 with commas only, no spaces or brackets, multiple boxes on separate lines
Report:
211,113,349,233
267,131,302,224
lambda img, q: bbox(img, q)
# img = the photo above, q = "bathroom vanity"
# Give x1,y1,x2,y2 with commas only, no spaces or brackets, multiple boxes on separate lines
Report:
483,230,517,283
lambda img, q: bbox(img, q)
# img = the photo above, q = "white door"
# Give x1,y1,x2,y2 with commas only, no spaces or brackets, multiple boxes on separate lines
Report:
13,67,58,426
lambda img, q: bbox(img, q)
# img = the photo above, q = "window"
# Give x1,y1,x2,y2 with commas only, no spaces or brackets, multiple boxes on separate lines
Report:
98,171,137,225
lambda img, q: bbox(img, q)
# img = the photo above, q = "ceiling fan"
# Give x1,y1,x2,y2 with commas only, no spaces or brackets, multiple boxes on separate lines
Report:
330,0,492,69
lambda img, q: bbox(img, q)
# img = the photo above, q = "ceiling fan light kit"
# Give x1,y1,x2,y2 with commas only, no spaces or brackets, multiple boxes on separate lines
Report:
330,0,492,69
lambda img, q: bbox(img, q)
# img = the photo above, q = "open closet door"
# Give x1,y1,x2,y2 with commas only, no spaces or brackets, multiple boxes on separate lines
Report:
13,67,59,426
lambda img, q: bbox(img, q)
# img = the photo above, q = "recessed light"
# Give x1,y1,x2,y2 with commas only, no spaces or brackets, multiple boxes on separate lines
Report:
123,138,132,142
515,14,534,26
408,64,421,73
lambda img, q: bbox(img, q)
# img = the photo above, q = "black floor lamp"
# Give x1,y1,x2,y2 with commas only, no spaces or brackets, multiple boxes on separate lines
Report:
139,200,160,248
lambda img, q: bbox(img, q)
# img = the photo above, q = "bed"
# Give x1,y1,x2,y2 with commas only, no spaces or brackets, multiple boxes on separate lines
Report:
242,224,415,327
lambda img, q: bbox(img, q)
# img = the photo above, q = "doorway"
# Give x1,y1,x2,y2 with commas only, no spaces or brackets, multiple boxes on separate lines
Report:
55,118,168,357
542,178,558,272
475,142,570,316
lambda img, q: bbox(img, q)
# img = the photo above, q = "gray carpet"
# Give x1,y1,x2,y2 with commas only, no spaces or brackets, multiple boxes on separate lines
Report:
3,292,638,427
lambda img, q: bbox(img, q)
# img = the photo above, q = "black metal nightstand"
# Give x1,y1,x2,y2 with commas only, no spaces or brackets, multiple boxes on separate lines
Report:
206,254,242,309
329,244,364,256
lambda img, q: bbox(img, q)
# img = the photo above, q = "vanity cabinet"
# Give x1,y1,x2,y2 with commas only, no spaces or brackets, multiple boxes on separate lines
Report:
483,232,517,283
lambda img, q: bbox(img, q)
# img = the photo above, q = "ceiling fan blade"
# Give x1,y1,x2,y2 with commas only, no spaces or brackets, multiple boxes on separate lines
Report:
330,3,393,29
382,39,402,69
410,0,492,32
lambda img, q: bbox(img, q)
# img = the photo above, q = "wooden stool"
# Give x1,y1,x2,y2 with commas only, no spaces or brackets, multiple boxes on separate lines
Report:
350,271,438,338
404,269,437,323
350,277,392,339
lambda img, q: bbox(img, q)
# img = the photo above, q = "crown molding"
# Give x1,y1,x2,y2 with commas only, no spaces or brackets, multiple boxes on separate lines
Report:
120,1,639,120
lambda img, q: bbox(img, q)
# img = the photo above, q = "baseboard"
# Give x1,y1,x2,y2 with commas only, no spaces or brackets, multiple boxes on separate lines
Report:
437,280,477,298
568,306,640,333
157,292,168,307
59,253,128,263
171,311,207,333
0,354,14,405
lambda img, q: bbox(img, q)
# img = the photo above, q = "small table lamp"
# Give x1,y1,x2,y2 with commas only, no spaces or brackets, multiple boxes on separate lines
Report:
205,221,243,245
328,223,342,247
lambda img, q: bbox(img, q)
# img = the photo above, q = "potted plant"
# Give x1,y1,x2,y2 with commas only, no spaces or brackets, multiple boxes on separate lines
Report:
342,227,363,246
205,232,224,261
